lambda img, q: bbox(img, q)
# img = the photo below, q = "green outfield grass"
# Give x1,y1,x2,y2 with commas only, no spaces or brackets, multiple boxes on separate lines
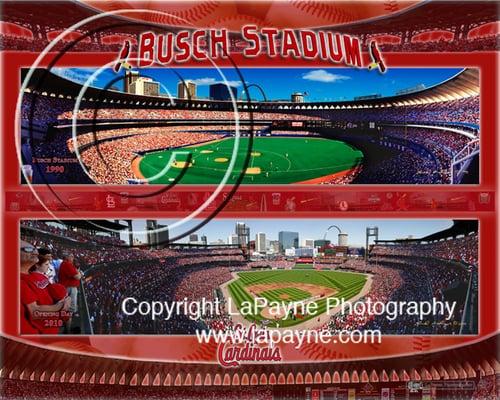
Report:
138,136,363,184
227,269,367,327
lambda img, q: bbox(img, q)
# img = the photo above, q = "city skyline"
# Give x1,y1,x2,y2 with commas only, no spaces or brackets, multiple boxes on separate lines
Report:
120,219,454,248
52,67,462,102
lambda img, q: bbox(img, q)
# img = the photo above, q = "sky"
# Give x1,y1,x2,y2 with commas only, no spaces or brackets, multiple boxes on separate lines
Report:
52,67,462,102
120,219,454,247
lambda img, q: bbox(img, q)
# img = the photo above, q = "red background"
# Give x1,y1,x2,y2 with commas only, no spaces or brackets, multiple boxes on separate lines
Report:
1,50,497,363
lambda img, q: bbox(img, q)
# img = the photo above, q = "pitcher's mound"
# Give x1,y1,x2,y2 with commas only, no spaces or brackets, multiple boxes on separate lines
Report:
279,294,290,300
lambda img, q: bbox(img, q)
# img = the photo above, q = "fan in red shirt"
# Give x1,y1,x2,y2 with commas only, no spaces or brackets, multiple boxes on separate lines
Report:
20,241,70,334
58,254,82,332
58,255,81,287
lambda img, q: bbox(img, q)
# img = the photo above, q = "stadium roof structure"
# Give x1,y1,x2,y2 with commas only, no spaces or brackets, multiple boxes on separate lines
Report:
2,1,497,43
1,0,185,37
375,220,478,244
1,335,497,386
56,220,129,232
318,1,498,37
420,220,478,242
22,220,128,234
21,221,128,249
22,68,479,113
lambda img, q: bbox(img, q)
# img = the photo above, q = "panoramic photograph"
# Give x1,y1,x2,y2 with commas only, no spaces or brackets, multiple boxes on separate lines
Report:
20,67,479,185
20,218,478,335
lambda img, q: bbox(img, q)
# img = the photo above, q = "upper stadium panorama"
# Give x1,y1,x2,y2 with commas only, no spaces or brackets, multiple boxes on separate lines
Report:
20,68,479,185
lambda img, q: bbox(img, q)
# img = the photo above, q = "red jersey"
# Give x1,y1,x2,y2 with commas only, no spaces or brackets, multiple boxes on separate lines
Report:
20,273,38,334
20,272,61,334
58,260,80,288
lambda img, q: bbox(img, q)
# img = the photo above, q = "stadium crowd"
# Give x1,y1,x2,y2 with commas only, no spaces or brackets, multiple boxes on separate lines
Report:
378,35,499,53
39,124,472,186
327,252,473,334
23,220,124,246
19,221,247,334
0,34,123,52
78,128,222,184
1,375,497,400
309,97,479,127
379,127,475,182
22,87,479,185
347,121,478,184
471,374,499,400
21,222,156,269
370,233,478,266
57,108,325,122
69,125,268,151
18,226,246,334
354,145,444,184
369,258,469,334
85,257,249,334
245,260,295,269
20,220,477,335
23,92,479,129
0,379,273,400
382,127,473,155
21,93,79,129
3,30,498,53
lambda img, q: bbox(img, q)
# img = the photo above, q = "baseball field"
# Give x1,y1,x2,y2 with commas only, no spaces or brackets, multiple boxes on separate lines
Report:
136,136,363,184
226,269,367,328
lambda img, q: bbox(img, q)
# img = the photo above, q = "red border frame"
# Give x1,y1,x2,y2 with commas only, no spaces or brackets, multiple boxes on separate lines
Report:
2,51,498,363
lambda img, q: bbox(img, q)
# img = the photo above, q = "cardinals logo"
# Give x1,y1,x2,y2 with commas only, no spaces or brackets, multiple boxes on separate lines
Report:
368,41,386,73
113,40,132,73
30,272,50,289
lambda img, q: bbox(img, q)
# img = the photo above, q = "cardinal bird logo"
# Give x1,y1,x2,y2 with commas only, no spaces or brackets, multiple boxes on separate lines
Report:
113,40,132,73
368,41,386,73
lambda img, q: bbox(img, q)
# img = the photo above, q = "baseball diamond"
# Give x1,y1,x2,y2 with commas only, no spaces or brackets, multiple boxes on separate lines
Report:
136,136,363,184
225,269,368,328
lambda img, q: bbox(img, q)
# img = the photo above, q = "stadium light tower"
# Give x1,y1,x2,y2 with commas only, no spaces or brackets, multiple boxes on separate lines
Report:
365,227,379,261
113,219,134,246
126,220,133,246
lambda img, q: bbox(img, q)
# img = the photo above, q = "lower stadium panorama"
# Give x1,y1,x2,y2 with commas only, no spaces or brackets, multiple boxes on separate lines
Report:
20,220,478,336
20,68,479,185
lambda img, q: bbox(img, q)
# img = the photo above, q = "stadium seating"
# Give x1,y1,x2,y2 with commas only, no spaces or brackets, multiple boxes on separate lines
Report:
320,232,477,334
21,90,479,185
20,222,477,335
22,93,479,127
3,29,498,53
78,127,223,184
378,35,499,52
307,97,479,126
0,379,273,399
371,234,478,266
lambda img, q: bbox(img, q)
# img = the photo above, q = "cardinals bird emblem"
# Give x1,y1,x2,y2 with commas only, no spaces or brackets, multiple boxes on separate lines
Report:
113,40,132,73
368,41,386,73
